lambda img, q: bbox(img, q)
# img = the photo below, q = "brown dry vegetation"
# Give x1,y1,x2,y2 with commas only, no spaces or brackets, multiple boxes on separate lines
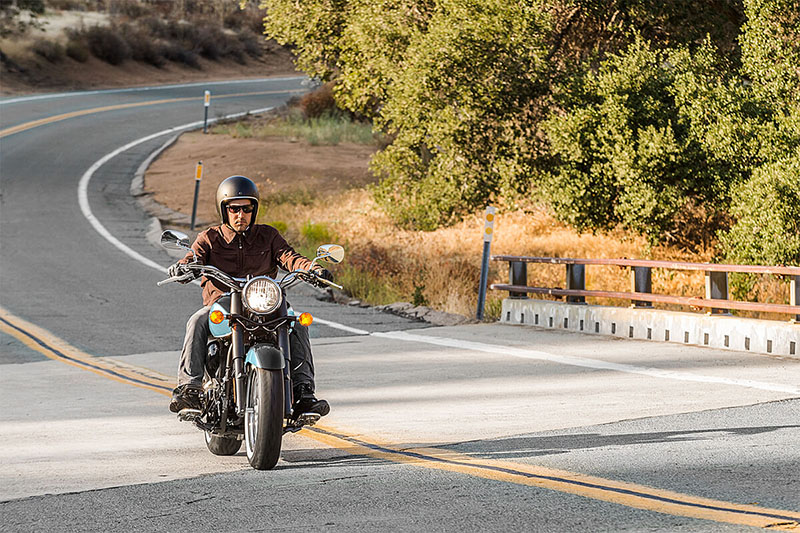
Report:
145,118,793,321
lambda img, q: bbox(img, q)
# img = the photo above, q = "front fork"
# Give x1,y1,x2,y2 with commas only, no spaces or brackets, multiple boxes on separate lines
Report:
278,300,293,418
231,295,247,417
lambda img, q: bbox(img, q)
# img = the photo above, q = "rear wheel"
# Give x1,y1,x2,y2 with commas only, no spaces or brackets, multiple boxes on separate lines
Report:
244,367,284,470
205,431,242,455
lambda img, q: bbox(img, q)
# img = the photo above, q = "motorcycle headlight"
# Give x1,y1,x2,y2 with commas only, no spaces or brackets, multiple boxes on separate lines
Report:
242,277,281,314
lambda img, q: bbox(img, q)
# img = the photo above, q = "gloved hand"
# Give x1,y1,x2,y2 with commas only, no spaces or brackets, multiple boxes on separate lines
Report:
310,267,333,288
167,262,186,278
167,262,195,283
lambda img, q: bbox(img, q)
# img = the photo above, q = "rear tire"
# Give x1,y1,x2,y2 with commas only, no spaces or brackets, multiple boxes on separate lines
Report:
205,431,242,456
244,367,284,470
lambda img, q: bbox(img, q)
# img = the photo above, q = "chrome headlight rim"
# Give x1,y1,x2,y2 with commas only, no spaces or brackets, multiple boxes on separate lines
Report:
242,276,282,314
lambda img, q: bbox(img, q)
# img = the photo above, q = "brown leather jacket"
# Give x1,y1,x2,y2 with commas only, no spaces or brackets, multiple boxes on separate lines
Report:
180,224,314,306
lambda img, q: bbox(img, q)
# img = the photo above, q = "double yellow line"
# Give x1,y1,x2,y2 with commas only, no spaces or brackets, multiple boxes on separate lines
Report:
0,89,304,139
2,306,798,529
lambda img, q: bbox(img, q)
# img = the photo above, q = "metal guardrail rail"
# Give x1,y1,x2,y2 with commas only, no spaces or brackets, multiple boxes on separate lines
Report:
490,255,800,321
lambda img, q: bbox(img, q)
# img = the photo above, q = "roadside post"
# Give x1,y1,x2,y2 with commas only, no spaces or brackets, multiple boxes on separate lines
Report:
203,90,211,133
476,206,495,321
190,161,202,230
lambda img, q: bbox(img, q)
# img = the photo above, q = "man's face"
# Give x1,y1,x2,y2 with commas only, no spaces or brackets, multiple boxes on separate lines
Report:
226,200,255,232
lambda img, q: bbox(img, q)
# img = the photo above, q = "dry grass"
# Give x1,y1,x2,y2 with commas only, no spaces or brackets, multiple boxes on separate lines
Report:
259,189,794,321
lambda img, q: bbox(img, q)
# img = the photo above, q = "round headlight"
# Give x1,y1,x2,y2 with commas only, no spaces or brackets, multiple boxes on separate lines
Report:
243,277,281,314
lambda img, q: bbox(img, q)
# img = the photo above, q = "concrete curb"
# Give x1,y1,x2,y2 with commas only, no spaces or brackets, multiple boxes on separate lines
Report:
501,298,800,358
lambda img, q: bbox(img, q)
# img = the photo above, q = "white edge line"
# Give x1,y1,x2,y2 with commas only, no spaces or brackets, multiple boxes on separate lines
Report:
1,77,306,105
373,331,800,395
78,107,274,276
79,104,800,396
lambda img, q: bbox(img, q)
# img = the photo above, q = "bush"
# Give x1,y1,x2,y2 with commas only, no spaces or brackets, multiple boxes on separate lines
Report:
720,153,800,266
300,83,337,119
85,25,131,65
301,222,334,244
237,30,263,58
161,43,200,68
65,38,89,62
31,39,64,62
120,23,165,67
542,37,755,247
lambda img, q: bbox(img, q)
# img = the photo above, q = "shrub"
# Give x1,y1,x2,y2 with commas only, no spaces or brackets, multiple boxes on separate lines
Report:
301,222,334,244
120,23,165,67
85,25,131,65
161,43,200,68
300,83,338,119
543,37,755,247
267,221,288,233
720,153,800,266
65,38,89,62
31,39,64,62
237,30,262,58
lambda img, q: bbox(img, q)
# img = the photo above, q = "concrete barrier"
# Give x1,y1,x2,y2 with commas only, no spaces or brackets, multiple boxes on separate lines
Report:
501,299,800,358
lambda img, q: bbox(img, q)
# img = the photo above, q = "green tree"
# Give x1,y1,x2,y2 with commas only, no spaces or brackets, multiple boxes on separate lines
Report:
542,38,754,246
370,0,552,229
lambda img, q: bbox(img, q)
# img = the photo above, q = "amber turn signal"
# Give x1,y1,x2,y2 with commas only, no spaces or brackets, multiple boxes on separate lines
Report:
298,312,313,327
209,310,225,324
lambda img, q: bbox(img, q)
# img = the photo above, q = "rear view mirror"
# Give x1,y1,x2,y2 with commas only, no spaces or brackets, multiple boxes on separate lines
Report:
160,230,191,251
316,244,345,264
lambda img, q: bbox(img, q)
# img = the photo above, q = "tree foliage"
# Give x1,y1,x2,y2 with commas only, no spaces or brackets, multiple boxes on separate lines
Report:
257,0,798,263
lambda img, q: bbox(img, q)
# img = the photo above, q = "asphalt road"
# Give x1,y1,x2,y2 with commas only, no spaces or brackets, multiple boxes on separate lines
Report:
1,80,799,532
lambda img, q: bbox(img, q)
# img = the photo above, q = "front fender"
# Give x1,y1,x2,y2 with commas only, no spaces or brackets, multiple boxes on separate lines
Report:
245,344,285,370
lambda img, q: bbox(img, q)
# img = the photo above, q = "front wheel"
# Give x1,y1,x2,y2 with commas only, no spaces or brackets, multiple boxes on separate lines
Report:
244,367,284,470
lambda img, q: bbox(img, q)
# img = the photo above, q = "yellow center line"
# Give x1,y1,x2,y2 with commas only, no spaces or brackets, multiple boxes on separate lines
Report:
0,89,304,139
0,305,174,396
2,306,798,529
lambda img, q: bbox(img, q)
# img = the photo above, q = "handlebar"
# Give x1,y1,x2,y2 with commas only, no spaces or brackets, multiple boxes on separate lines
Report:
158,263,342,290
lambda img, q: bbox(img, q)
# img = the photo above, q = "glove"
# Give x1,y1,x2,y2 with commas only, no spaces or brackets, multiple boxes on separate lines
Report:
167,262,186,278
167,262,195,283
311,267,333,288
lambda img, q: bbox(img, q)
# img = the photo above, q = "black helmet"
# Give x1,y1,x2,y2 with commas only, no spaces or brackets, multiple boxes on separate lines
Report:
215,175,260,228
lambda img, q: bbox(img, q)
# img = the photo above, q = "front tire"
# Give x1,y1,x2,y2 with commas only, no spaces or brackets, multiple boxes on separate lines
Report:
244,367,284,470
205,431,242,456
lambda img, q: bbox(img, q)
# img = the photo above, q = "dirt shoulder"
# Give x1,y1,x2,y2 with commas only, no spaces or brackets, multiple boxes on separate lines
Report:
144,129,378,226
0,44,298,96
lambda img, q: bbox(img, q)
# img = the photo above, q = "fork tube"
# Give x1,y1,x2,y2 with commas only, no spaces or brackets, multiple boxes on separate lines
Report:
277,299,292,417
231,293,246,416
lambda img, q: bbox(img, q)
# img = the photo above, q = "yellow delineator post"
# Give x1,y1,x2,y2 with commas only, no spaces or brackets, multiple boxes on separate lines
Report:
203,90,211,133
190,161,202,230
476,206,495,320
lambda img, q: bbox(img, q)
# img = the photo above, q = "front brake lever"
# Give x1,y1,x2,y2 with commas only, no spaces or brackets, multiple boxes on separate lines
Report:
156,273,195,286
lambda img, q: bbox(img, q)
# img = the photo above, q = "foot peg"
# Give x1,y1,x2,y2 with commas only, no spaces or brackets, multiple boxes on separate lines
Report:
177,408,201,422
295,412,321,426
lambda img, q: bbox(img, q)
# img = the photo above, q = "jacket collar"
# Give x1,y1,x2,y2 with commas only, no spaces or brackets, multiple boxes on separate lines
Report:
219,224,253,244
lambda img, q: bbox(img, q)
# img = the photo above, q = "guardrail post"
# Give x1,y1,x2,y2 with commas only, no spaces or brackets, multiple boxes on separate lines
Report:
631,267,652,308
509,261,528,299
792,275,800,322
705,271,730,315
566,264,585,304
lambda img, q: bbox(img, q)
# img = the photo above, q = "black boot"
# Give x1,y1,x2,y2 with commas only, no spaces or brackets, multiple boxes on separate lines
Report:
292,383,330,418
169,384,202,413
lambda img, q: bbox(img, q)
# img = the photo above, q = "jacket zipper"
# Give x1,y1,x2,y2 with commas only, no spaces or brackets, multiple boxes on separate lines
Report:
237,234,243,273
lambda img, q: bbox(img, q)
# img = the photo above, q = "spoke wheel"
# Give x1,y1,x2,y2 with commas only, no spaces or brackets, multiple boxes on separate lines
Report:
244,367,284,470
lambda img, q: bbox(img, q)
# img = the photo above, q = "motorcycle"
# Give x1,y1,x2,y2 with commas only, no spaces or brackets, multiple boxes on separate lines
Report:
157,229,344,470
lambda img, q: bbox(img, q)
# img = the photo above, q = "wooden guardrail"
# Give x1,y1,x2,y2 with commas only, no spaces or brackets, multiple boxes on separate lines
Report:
490,256,800,321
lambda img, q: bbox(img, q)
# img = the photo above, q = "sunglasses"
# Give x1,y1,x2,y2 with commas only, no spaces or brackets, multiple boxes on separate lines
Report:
227,204,254,214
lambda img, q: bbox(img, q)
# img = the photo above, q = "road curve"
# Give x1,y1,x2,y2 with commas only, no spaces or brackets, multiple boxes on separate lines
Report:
1,80,799,532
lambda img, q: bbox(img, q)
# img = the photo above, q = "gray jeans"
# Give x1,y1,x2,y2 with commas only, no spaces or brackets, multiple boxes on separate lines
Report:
177,305,315,391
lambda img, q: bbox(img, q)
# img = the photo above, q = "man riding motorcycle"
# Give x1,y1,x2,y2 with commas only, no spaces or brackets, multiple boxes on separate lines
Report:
167,175,332,419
